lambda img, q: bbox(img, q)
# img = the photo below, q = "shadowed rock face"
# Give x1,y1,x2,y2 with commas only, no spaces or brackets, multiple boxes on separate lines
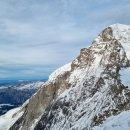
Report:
10,71,71,130
10,25,130,130
101,27,113,42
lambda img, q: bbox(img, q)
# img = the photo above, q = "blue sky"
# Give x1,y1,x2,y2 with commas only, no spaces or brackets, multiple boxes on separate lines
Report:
0,0,130,80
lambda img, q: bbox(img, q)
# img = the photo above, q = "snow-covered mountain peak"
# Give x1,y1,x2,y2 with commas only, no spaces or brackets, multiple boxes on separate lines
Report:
92,23,130,62
110,23,130,59
110,23,130,43
110,23,130,28
94,23,130,42
1,24,130,130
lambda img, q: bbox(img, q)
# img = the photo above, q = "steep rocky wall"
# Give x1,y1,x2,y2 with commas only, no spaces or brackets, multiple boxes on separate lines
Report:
9,24,130,130
10,71,71,130
34,27,130,130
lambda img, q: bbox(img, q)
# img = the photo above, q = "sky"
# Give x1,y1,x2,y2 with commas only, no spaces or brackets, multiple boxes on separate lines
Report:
0,0,130,81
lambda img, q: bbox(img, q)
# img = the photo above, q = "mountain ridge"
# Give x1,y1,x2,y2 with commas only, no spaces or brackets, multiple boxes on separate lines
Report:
1,23,130,130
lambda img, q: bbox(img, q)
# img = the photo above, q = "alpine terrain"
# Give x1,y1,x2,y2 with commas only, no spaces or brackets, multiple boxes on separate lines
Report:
1,23,130,130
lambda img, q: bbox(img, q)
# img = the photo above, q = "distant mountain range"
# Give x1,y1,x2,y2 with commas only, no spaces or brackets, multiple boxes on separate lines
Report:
0,80,45,115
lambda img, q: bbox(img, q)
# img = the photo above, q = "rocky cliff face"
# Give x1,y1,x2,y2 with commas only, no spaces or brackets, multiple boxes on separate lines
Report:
4,24,130,130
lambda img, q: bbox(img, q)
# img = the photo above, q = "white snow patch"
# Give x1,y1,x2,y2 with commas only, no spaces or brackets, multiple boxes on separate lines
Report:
0,107,23,130
93,110,130,130
49,63,71,82
0,99,28,130
120,67,130,89
0,104,14,107
110,24,130,59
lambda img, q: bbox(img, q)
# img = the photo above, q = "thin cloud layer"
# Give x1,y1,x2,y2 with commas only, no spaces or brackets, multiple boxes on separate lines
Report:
0,0,130,80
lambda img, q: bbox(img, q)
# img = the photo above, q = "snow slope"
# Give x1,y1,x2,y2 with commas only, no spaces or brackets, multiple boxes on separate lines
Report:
49,63,71,82
93,110,130,130
0,99,29,130
110,24,130,89
110,23,130,59
0,107,23,130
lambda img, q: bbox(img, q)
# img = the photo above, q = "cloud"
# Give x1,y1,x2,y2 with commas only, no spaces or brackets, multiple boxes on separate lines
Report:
0,0,130,80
